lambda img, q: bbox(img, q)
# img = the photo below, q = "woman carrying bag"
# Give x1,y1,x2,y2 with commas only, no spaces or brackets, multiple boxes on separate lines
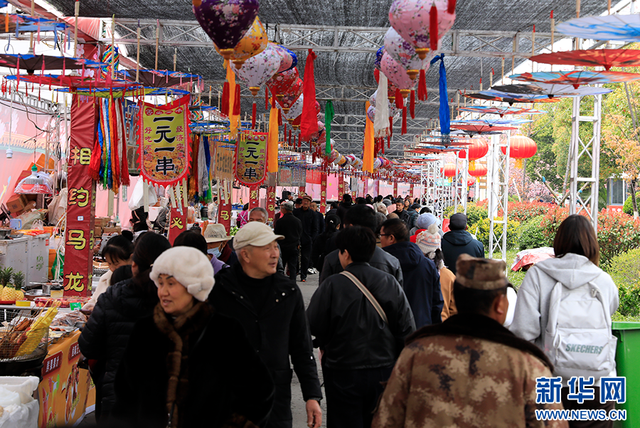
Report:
114,246,274,428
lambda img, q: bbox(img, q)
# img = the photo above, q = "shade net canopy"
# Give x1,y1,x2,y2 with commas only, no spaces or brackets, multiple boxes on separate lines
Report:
40,0,614,157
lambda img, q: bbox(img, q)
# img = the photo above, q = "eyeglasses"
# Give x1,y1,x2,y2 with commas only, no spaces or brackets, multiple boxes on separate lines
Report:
379,233,391,237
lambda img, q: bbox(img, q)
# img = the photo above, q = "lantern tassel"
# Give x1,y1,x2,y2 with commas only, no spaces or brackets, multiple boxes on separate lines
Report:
430,5,439,52
278,107,282,126
221,81,230,116
233,84,241,116
410,89,415,119
448,0,457,14
395,88,403,109
251,101,257,129
418,69,428,101
300,49,318,142
402,107,407,135
265,87,269,110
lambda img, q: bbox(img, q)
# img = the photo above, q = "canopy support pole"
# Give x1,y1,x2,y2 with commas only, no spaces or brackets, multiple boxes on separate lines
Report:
488,133,509,265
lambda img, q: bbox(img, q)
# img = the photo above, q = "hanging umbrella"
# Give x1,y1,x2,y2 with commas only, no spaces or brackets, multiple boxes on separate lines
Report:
464,91,560,104
557,14,640,42
0,54,104,74
117,69,201,88
5,74,138,89
459,105,545,116
0,15,67,34
56,86,190,98
490,84,612,98
530,49,640,71
490,84,547,95
452,118,532,127
509,70,640,89
451,123,518,135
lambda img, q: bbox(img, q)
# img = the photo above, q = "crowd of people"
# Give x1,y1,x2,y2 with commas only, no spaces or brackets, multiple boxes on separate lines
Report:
80,191,619,428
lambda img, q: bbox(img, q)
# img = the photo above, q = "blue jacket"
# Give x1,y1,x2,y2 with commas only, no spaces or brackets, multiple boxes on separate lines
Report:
383,241,443,328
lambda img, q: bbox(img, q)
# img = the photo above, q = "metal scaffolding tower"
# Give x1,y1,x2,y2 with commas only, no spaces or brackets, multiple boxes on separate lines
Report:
488,134,510,262
568,95,602,233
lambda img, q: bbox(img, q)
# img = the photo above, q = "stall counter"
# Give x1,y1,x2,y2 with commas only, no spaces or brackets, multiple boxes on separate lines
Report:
38,330,95,427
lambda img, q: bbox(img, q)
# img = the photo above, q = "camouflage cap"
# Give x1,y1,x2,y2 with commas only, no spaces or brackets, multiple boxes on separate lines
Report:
456,254,508,290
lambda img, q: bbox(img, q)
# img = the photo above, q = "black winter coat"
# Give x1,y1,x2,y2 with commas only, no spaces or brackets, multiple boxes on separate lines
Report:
441,229,485,275
113,309,275,428
394,209,411,226
307,262,416,370
383,241,444,328
335,201,352,223
311,230,338,277
293,208,318,245
78,278,158,420
209,265,322,428
319,246,404,286
273,212,302,251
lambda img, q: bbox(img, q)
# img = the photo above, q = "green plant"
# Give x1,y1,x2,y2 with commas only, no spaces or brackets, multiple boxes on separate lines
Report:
11,271,24,290
606,248,640,317
518,215,549,251
0,267,13,287
443,203,488,226
471,217,520,250
623,192,640,215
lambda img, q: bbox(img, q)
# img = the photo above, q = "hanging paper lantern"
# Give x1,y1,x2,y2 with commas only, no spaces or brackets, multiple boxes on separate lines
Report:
100,45,119,79
374,46,385,70
234,43,281,95
467,177,476,187
285,94,305,120
469,162,487,177
271,43,298,73
193,0,260,59
367,105,376,122
384,27,430,80
500,135,537,168
443,163,456,177
267,67,300,105
467,137,490,160
389,0,456,59
278,78,304,112
381,52,416,97
215,17,267,69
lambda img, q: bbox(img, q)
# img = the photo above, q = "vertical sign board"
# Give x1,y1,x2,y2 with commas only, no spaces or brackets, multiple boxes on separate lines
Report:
167,206,187,245
249,186,259,210
235,131,267,213
320,171,327,214
215,140,235,231
266,172,277,224
338,173,345,198
393,181,398,197
409,182,414,199
64,96,97,297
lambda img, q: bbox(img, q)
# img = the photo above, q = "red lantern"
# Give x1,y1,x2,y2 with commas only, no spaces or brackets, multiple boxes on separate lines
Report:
458,150,466,159
467,137,489,160
467,177,476,187
468,162,487,177
443,163,456,177
500,135,537,168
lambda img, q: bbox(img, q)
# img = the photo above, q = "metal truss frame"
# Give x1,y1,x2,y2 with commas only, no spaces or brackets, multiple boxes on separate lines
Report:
487,134,510,263
453,157,467,213
568,95,602,233
93,19,553,59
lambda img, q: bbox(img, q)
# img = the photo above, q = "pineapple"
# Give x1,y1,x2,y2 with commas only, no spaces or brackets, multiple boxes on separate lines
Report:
0,267,13,296
12,272,24,301
1,283,16,302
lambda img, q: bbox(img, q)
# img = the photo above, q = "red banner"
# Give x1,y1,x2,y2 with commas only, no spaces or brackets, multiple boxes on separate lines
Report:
235,131,268,187
409,182,414,198
138,96,191,188
167,205,188,245
218,193,232,232
63,96,97,297
249,186,259,210
267,186,276,223
307,170,322,185
393,181,398,197
320,172,327,214
338,173,344,198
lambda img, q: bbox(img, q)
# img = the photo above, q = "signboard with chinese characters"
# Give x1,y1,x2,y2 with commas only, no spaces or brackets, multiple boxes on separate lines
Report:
215,142,235,182
138,96,190,187
320,172,327,214
63,96,97,297
235,131,267,187
291,168,306,187
168,206,187,245
277,168,293,186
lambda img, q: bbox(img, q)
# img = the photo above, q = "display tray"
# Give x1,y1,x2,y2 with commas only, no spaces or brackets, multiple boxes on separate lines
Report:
0,300,16,305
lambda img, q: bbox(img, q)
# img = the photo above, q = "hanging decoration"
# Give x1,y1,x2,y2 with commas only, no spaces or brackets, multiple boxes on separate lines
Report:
271,43,298,73
300,49,318,141
468,162,487,177
363,101,375,173
235,131,268,186
214,16,267,69
374,74,390,138
430,53,450,139
137,95,191,187
267,95,279,172
388,0,456,59
501,135,537,168
325,100,334,156
509,70,640,89
193,0,260,60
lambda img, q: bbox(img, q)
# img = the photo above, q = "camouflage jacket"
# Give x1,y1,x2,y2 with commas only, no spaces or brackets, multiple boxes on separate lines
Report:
372,314,568,428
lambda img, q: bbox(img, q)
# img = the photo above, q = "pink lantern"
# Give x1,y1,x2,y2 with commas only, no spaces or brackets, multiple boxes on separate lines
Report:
270,43,297,73
381,52,416,97
193,0,260,59
234,43,281,95
214,17,268,69
388,0,456,59
278,78,304,112
384,27,431,80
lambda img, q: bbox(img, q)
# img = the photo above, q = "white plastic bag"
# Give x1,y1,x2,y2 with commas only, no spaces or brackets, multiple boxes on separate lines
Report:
0,376,40,428
128,179,158,211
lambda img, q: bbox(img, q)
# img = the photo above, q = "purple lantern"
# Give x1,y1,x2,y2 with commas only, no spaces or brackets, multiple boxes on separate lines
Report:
193,0,260,59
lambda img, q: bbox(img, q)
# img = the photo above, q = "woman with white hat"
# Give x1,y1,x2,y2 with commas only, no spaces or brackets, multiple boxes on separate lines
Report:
113,247,274,428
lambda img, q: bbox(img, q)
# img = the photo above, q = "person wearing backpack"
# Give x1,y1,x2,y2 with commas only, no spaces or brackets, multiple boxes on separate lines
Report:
510,215,619,427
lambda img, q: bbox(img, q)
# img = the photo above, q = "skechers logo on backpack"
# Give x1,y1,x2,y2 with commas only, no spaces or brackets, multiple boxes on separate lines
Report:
566,344,604,354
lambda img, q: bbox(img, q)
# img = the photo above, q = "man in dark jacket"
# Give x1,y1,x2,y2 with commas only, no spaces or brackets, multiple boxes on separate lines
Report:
294,195,318,282
406,203,420,230
310,202,325,235
442,213,485,275
308,226,415,428
210,222,323,428
393,198,410,225
274,201,302,281
335,194,353,224
319,204,403,286
380,218,443,328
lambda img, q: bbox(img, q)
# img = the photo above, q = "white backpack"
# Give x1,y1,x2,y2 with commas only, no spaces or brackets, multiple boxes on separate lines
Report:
544,280,617,380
